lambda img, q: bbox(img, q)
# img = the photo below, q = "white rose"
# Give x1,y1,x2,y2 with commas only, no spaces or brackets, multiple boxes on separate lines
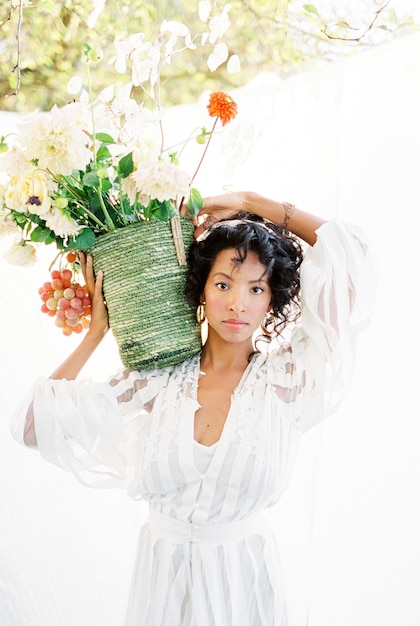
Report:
4,241,37,266
0,205,19,236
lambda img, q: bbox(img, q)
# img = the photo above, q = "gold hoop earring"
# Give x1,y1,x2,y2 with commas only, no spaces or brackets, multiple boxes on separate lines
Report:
196,302,206,325
261,312,276,336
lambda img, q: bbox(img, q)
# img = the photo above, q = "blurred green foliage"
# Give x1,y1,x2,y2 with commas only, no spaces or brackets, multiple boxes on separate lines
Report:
0,0,417,112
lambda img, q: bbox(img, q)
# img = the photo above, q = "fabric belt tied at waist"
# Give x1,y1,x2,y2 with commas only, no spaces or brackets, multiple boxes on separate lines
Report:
149,508,264,544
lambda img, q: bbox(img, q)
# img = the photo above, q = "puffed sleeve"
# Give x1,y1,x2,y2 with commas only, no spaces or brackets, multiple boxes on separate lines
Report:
11,367,170,488
270,219,376,433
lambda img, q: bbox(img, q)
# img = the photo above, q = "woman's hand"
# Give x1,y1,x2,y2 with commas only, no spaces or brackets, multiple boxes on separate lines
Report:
201,191,248,218
79,252,109,338
194,191,248,239
49,255,109,380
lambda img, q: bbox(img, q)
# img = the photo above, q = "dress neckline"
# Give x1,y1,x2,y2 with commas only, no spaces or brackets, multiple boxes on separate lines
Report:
193,438,218,450
192,353,256,448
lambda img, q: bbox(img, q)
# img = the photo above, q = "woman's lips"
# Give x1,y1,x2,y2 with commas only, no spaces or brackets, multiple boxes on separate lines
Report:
223,319,248,330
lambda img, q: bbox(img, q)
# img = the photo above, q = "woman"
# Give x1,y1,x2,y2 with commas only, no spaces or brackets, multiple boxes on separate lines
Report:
13,191,374,626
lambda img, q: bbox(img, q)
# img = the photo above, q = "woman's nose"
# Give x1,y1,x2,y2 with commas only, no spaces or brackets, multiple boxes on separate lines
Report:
228,290,246,313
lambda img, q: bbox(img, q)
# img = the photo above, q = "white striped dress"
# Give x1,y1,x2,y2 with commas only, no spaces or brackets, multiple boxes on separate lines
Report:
13,220,375,626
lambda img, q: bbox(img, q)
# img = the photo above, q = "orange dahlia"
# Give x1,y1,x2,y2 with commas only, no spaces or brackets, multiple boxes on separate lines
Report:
207,92,238,126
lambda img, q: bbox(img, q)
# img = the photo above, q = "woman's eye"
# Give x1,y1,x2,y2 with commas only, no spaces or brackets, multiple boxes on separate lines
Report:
251,286,264,294
216,282,229,290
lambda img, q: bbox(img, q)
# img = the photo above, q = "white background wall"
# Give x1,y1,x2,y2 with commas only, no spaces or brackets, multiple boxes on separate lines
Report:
1,29,419,626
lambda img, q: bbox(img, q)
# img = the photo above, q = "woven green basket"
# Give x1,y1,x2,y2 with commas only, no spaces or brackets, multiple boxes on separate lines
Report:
90,216,201,371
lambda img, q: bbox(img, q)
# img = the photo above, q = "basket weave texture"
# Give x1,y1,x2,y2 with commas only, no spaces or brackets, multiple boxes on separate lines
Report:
90,217,201,371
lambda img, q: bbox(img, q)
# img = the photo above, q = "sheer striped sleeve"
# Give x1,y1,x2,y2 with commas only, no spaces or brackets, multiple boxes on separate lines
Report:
11,368,169,488
269,219,376,433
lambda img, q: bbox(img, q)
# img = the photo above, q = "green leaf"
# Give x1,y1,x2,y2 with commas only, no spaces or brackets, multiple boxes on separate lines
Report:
187,188,204,217
96,146,112,162
164,200,177,220
30,226,53,243
82,171,100,187
13,212,28,225
303,4,319,15
70,228,96,250
143,199,158,220
144,199,176,221
151,204,168,221
118,152,134,178
100,179,112,192
336,20,358,30
86,191,102,211
169,152,179,165
92,133,115,144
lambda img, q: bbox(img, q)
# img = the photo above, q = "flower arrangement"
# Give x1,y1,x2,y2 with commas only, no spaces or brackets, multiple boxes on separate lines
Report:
0,5,239,345
0,3,239,269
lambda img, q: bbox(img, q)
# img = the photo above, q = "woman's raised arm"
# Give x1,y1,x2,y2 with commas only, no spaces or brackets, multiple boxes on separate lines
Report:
49,253,109,380
198,191,326,246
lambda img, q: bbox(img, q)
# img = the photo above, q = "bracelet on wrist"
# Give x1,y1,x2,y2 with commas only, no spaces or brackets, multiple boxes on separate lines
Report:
282,202,297,230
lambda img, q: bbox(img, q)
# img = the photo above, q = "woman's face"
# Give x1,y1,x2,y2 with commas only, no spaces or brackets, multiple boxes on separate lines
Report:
203,247,272,347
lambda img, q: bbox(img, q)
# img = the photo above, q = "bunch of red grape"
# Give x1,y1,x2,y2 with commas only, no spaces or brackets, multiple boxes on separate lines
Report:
38,253,91,336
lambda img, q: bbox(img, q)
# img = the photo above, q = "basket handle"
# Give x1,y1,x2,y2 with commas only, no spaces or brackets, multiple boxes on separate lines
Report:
170,215,188,266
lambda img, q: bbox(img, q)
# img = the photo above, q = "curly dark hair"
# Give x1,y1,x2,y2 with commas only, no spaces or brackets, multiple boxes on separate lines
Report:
185,212,304,342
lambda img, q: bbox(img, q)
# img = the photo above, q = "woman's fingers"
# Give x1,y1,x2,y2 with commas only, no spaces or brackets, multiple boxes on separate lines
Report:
199,192,245,217
77,253,108,334
79,254,96,297
89,269,109,334
193,215,219,239
78,251,87,280
94,269,104,299
181,192,247,237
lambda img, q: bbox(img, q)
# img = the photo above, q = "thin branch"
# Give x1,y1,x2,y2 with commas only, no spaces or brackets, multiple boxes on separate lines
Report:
0,2,13,28
189,117,218,186
320,1,391,42
7,0,24,97
239,0,392,45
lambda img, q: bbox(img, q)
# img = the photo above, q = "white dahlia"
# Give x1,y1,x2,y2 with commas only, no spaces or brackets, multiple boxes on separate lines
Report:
45,207,81,243
20,103,92,175
130,161,190,204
